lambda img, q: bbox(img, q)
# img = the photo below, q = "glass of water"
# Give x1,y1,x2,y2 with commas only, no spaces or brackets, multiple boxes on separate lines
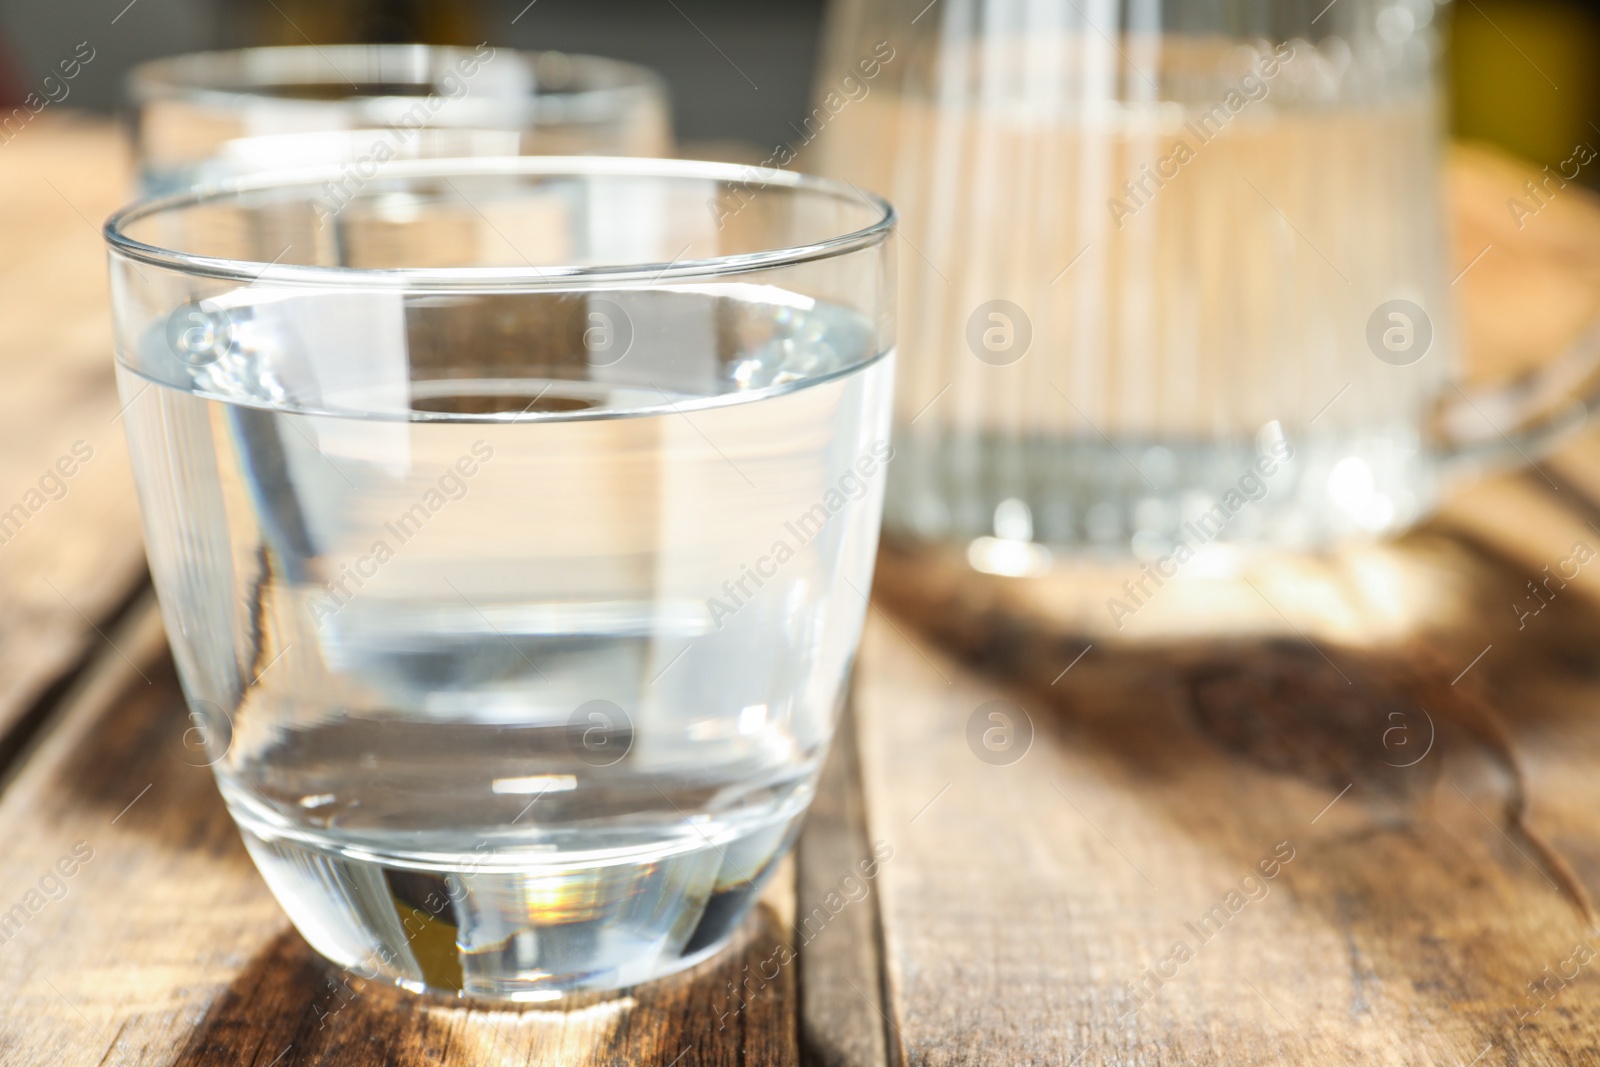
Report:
105,157,895,999
127,45,673,195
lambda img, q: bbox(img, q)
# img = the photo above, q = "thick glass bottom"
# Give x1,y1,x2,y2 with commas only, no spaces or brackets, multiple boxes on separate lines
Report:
887,426,1442,559
231,805,800,1001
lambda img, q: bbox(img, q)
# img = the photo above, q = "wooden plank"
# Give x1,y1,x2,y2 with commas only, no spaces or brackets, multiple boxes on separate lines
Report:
795,703,891,1067
0,115,147,754
1448,143,1600,385
854,552,1600,1064
0,597,800,1067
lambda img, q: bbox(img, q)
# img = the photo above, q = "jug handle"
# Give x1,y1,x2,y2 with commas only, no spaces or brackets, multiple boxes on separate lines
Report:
1431,312,1600,470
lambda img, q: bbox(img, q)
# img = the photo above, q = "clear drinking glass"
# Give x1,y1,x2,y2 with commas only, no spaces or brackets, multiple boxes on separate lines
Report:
104,157,895,999
814,0,1598,567
127,45,673,194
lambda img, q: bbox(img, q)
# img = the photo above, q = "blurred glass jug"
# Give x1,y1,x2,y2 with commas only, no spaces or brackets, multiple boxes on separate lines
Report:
813,0,1600,572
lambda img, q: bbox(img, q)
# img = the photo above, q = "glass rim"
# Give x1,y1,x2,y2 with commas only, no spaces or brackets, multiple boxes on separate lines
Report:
102,155,897,289
125,43,667,111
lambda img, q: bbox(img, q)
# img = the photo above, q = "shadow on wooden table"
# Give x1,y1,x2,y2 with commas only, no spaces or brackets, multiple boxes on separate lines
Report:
863,519,1600,1058
169,906,798,1067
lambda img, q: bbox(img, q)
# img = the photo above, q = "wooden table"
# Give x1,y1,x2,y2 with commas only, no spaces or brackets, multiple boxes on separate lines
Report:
6,117,1600,1066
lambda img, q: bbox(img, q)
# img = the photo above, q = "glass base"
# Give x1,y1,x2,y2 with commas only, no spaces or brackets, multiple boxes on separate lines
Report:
886,427,1442,555
233,809,798,1001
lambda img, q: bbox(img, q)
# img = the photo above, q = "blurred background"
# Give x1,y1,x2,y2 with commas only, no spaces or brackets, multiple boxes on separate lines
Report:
0,0,822,148
0,0,1596,171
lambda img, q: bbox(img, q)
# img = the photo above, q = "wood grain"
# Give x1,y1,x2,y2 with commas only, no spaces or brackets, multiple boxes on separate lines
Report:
796,704,891,1067
0,115,147,757
854,560,1600,1065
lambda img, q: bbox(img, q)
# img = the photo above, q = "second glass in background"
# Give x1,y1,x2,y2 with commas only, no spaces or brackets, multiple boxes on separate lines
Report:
126,44,673,194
